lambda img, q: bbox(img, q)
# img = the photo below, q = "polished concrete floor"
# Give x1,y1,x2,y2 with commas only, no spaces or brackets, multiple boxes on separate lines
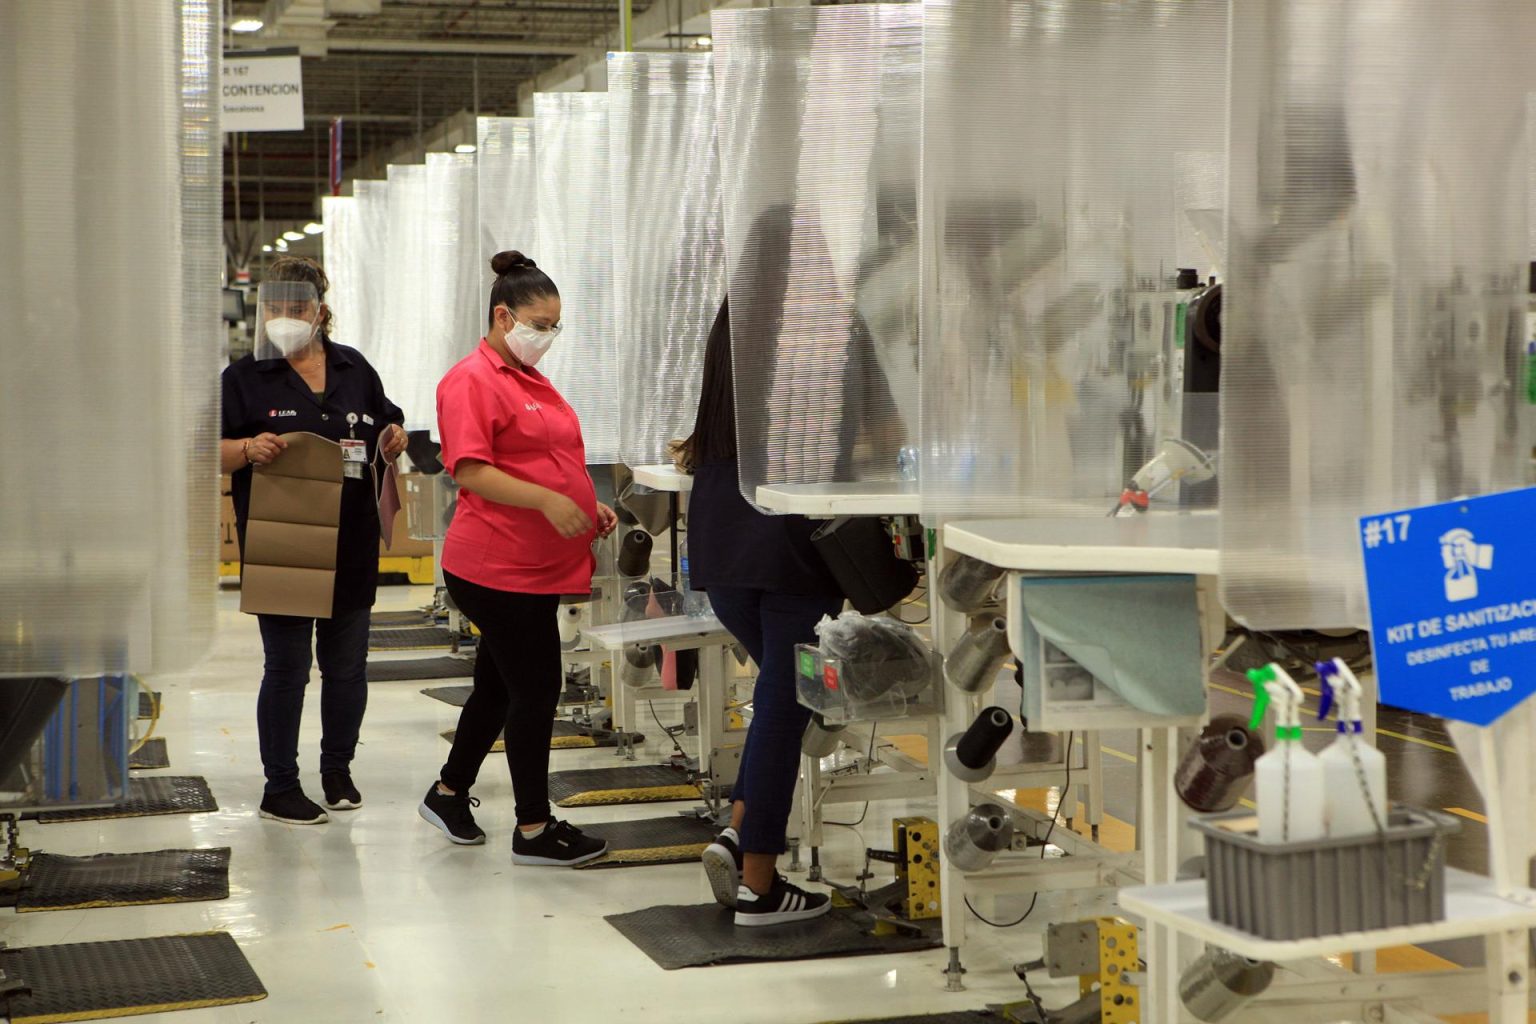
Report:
9,585,1094,1024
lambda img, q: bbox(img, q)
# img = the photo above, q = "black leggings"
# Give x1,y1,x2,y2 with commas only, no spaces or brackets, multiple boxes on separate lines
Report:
439,571,562,826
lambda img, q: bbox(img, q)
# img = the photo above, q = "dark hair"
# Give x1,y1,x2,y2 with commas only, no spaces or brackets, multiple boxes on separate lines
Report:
267,255,334,336
487,250,559,329
678,299,735,470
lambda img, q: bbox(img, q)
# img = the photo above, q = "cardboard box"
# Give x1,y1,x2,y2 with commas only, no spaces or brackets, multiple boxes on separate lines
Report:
382,470,433,558
219,475,240,564
240,433,343,618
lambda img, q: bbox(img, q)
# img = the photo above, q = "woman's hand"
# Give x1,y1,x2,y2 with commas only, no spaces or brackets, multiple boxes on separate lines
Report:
381,424,408,460
244,433,288,466
595,502,619,539
539,491,594,539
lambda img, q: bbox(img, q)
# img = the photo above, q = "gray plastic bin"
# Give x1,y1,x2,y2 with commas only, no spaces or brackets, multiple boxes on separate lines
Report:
1192,806,1460,941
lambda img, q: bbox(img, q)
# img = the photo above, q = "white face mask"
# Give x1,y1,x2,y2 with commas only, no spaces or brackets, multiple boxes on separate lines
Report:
265,317,316,356
506,319,559,367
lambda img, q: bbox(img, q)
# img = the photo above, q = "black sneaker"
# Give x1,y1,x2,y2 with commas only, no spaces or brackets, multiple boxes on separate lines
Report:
701,827,743,908
418,784,486,845
511,818,608,866
734,875,832,927
259,788,328,825
321,772,362,811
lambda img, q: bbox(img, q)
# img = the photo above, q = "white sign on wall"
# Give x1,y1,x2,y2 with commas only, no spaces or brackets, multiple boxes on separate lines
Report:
222,51,304,132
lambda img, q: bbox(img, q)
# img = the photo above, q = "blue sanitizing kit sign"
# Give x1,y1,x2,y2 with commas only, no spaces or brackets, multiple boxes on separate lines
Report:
1359,487,1536,726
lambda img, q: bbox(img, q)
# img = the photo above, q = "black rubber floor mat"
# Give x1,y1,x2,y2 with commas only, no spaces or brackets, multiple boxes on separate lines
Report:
0,931,265,1022
371,610,435,627
549,764,701,807
440,722,639,752
605,901,942,969
38,776,217,823
822,1014,1017,1024
17,848,230,912
577,815,720,869
371,657,474,682
129,738,170,770
421,684,473,706
137,691,161,720
369,626,457,651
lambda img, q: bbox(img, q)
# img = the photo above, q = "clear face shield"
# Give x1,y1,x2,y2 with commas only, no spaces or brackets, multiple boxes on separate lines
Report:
254,281,322,361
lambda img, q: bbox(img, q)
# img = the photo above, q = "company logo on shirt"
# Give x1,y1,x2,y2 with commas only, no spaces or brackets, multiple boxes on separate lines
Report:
269,409,298,418
525,402,542,412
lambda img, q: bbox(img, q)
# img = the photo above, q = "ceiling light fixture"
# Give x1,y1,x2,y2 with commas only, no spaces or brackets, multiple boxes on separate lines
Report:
261,244,273,253
303,222,324,235
454,143,477,154
230,18,263,32
274,239,289,251
282,230,304,241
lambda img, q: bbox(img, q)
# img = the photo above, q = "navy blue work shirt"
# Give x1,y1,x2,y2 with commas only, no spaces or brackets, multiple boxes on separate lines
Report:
687,458,842,598
221,337,405,615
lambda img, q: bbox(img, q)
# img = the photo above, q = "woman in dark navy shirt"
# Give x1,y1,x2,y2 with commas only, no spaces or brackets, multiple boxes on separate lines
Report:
220,256,406,826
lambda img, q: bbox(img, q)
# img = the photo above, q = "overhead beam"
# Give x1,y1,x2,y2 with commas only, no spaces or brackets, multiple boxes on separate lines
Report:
262,35,598,57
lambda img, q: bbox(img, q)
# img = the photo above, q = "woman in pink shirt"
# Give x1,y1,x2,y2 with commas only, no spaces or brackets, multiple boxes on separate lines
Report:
418,250,618,866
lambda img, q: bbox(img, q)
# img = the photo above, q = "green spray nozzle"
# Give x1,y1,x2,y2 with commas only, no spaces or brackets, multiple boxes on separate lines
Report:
1247,665,1277,731
1247,663,1303,734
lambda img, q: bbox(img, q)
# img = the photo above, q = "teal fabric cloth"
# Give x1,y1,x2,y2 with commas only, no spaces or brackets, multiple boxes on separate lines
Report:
1019,574,1205,717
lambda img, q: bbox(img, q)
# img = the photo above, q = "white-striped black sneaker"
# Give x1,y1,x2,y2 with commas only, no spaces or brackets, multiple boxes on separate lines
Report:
734,875,831,927
701,827,743,908
418,784,486,845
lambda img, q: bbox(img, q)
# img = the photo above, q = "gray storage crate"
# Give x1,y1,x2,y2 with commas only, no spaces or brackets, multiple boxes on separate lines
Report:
1193,806,1460,941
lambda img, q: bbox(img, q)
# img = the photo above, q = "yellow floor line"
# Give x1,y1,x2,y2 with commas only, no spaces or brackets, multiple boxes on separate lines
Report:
1445,807,1487,824
1211,682,1460,755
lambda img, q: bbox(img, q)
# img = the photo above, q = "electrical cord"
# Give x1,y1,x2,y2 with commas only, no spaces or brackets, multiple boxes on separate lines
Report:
964,730,1076,929
824,726,879,827
647,700,688,761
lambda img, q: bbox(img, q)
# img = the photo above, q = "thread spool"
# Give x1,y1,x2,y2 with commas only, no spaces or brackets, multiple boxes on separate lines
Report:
802,715,847,758
557,604,584,651
943,802,1015,873
619,644,655,689
944,617,1011,694
944,706,1014,782
617,529,654,578
1179,947,1275,1022
938,554,1006,613
1175,714,1266,812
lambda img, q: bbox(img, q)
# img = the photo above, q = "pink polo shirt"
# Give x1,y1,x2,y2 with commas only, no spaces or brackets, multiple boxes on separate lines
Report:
436,339,597,595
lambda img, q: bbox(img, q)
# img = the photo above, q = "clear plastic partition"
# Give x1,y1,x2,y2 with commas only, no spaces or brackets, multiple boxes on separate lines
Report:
324,180,390,362
1220,0,1536,629
0,0,220,677
477,117,537,305
918,0,1228,523
609,53,726,468
411,152,482,439
534,92,619,464
712,5,922,508
378,164,432,431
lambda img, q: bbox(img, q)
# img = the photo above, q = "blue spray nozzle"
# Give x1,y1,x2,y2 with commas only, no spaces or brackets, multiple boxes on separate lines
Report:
1315,661,1339,721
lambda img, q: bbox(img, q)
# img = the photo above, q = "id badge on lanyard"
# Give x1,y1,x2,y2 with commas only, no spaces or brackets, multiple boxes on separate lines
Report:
341,413,366,479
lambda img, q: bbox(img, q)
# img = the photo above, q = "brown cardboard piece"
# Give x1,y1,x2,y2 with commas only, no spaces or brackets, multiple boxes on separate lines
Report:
240,432,344,619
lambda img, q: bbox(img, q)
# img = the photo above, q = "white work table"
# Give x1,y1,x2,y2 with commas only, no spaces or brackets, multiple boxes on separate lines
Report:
629,464,692,493
754,480,919,517
943,514,1219,576
935,512,1222,1011
582,614,730,652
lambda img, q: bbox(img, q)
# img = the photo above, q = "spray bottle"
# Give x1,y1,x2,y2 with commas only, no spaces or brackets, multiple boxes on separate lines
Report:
1248,664,1325,844
1315,658,1387,839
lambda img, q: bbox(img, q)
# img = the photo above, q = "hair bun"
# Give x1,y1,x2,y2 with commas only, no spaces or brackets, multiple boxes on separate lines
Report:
490,250,536,275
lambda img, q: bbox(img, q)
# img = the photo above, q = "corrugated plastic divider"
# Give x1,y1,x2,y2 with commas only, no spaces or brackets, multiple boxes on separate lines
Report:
712,5,922,509
1220,0,1536,629
609,53,726,469
378,164,432,432
535,92,619,464
917,0,1228,523
477,117,538,315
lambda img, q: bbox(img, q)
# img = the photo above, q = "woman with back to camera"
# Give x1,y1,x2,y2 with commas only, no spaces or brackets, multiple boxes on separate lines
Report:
220,255,407,825
417,250,618,866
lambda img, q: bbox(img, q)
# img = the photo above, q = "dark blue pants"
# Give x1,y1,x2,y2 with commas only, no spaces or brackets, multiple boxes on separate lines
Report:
256,607,371,796
707,586,844,855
